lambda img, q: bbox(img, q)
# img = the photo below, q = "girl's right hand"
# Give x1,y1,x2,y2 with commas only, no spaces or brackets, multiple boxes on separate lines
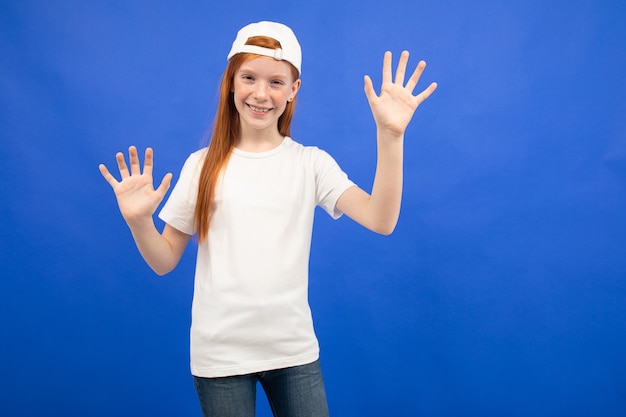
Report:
99,146,172,225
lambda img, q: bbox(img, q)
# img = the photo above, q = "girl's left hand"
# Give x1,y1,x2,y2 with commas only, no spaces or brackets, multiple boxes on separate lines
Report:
364,51,437,137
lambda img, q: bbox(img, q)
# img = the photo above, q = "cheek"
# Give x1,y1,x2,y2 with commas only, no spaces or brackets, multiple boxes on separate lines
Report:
274,90,291,104
232,83,243,99
231,88,248,114
232,79,250,97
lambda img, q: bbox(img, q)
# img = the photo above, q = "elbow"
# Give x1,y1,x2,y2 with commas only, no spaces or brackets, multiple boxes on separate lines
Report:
368,206,401,235
376,226,396,236
153,268,171,277
371,219,398,236
151,262,178,277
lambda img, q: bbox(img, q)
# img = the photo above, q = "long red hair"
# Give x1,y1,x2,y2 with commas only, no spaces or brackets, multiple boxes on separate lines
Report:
194,36,300,242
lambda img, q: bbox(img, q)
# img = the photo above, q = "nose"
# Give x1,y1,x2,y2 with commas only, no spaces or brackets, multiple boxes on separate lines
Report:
252,81,269,100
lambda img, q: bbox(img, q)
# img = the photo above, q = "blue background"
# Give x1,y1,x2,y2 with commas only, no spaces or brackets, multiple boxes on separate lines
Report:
2,0,626,416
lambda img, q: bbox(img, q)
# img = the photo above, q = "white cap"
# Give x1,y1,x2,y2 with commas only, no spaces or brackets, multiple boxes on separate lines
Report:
227,21,302,75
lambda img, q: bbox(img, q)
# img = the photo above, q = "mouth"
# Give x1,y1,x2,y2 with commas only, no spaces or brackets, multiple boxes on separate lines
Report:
247,104,272,114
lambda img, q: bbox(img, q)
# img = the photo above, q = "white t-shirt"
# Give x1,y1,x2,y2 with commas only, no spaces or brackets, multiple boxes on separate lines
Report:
159,137,355,377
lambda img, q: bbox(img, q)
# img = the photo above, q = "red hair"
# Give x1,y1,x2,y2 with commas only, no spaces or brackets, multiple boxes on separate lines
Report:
194,36,300,242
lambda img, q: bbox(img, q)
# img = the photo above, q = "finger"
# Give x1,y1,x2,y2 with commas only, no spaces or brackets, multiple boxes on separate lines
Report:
363,75,377,104
382,51,393,85
143,147,154,177
155,173,173,199
405,60,427,93
128,146,141,175
116,151,130,179
415,81,438,105
98,164,119,187
394,50,410,85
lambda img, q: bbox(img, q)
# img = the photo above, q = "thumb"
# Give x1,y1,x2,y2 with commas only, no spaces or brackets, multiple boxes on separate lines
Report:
363,75,377,104
155,173,173,199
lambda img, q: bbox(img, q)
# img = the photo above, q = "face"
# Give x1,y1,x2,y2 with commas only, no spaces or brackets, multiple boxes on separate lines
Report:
232,56,300,139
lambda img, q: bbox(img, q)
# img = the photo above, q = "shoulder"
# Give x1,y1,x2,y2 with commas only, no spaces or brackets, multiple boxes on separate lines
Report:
189,147,208,162
283,137,332,160
283,137,346,180
175,147,208,180
183,147,208,167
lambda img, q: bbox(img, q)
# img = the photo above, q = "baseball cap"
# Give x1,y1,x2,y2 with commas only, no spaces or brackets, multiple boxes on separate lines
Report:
227,21,302,75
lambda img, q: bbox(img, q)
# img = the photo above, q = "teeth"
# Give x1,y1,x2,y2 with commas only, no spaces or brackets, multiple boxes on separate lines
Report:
249,105,270,113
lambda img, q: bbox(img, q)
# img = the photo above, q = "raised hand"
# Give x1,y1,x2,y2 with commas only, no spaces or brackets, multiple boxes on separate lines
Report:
99,146,172,224
364,51,437,137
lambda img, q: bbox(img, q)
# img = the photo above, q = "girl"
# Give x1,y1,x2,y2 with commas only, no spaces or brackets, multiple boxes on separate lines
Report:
99,21,436,417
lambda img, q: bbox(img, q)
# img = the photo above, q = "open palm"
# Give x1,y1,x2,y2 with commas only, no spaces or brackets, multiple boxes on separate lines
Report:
364,51,437,136
99,146,172,224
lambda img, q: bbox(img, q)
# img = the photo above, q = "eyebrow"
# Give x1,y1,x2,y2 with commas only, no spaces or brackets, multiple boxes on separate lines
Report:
238,66,290,80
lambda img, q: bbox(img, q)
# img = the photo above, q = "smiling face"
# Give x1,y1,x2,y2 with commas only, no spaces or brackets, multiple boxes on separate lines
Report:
232,56,301,144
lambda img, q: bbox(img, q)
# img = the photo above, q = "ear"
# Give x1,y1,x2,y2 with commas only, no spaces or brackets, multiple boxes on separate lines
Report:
289,79,301,101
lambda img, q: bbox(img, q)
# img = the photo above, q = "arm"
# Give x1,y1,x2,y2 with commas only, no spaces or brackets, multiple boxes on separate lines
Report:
99,146,191,275
336,51,437,235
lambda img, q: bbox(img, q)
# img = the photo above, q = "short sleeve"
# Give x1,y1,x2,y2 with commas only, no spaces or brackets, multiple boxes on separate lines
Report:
158,149,206,235
313,149,356,219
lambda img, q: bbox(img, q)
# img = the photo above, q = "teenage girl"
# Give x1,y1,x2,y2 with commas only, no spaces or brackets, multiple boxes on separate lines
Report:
99,21,436,417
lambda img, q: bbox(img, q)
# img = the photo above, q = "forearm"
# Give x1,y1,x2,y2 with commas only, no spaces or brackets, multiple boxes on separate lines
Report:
368,130,404,233
126,217,185,276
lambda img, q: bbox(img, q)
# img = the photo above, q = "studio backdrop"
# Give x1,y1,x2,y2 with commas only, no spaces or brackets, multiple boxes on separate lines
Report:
1,1,625,416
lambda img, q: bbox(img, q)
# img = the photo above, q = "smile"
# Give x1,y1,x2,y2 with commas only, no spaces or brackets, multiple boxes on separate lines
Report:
248,104,271,113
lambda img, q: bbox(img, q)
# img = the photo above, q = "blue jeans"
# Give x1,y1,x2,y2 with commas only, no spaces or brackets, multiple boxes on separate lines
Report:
193,359,330,417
